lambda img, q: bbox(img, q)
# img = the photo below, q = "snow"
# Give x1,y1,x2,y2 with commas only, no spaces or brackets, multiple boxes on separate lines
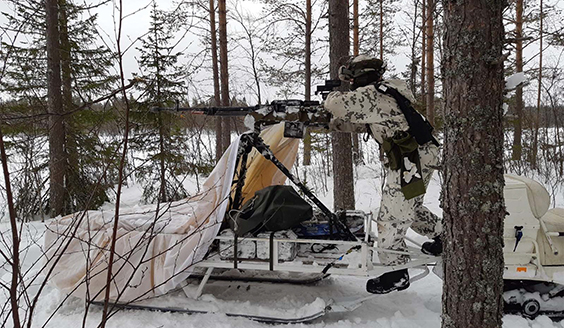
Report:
244,114,256,131
506,72,527,90
256,106,271,116
2,143,564,327
286,106,301,114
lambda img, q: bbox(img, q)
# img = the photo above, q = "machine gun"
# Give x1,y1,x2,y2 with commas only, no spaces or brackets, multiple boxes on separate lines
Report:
153,81,343,138
153,99,332,139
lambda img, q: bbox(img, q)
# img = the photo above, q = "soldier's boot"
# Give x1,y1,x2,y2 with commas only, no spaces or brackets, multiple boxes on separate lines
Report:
366,269,410,294
421,235,443,256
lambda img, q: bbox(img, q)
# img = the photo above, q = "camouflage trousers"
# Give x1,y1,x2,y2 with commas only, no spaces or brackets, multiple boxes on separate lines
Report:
377,142,442,266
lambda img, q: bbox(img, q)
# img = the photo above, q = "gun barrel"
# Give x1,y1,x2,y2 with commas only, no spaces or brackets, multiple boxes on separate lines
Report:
151,106,259,116
151,100,330,129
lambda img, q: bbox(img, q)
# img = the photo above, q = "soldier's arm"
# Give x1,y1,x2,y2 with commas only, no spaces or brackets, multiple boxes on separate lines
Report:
327,118,367,133
323,86,389,125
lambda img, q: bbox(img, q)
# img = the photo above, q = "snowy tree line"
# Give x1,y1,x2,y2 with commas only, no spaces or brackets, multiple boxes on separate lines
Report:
0,0,562,220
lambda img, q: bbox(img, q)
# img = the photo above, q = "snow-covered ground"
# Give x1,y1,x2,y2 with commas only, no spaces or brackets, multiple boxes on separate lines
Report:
2,160,564,328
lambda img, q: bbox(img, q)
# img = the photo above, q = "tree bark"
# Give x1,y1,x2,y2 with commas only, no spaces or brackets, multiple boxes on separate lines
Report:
46,0,65,218
408,0,419,95
379,0,384,59
421,0,426,103
209,0,223,162
329,0,355,211
442,0,506,327
303,0,313,166
425,0,435,125
351,0,362,165
218,0,231,152
511,0,523,161
59,0,77,213
353,0,359,57
532,0,543,168
0,125,21,328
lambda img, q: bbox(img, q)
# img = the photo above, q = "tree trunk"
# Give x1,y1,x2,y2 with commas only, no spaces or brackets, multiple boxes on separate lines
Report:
351,0,362,165
218,0,231,151
511,0,523,161
442,0,506,327
59,0,78,213
421,0,426,103
532,0,543,169
425,0,435,126
0,126,21,328
329,0,355,211
303,0,313,166
379,0,384,59
408,0,419,95
46,0,65,218
158,114,167,202
353,0,359,57
209,0,223,162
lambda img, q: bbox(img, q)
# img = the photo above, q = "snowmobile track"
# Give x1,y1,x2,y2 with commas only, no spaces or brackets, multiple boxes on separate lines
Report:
93,301,327,324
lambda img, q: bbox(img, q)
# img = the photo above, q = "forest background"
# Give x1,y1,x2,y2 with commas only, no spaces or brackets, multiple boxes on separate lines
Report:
1,0,563,221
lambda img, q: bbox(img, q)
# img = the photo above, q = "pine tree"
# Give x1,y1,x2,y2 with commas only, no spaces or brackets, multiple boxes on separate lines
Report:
511,0,525,161
260,0,328,165
45,0,65,217
1,0,118,217
132,1,189,204
260,0,327,99
329,0,355,211
424,0,435,126
218,0,231,152
357,0,403,62
442,0,506,326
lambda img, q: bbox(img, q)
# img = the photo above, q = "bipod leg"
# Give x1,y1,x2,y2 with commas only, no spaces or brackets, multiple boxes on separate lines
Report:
231,133,253,212
195,267,214,299
252,136,357,241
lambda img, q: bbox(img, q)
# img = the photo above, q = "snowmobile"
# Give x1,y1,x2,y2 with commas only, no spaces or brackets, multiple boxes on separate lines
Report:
154,123,441,323
502,174,564,319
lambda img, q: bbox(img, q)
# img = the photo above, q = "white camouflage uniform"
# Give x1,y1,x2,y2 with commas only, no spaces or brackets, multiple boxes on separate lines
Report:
324,79,442,266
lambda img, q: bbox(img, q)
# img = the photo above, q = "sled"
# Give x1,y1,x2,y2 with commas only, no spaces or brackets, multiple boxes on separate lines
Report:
90,123,440,322
502,174,564,318
133,125,438,322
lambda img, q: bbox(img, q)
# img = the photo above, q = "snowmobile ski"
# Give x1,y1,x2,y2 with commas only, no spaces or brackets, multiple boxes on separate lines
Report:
91,301,327,324
188,270,329,285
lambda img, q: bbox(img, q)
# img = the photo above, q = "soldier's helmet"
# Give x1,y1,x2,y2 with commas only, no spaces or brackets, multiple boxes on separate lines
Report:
338,55,386,83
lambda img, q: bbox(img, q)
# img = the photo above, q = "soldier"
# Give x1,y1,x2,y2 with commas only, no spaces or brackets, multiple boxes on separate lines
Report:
324,55,442,294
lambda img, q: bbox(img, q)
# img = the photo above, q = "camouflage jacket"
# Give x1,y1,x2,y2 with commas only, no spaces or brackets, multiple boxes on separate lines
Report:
324,79,413,144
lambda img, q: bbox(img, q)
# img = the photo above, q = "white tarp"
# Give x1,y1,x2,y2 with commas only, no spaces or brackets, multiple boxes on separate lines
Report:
44,123,299,302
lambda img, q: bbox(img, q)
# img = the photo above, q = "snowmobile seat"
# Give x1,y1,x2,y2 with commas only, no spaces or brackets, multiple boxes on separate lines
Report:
538,208,564,266
504,174,550,220
503,174,550,255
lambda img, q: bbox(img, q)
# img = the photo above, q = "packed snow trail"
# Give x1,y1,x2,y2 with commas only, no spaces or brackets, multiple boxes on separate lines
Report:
25,271,564,328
